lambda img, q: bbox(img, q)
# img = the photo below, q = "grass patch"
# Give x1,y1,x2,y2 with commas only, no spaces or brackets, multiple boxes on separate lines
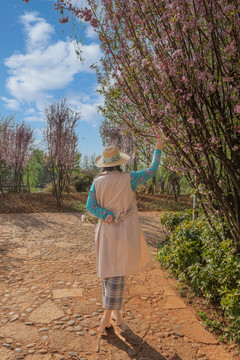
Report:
63,199,86,213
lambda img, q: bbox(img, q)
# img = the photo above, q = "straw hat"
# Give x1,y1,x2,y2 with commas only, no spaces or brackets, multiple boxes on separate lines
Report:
95,145,130,168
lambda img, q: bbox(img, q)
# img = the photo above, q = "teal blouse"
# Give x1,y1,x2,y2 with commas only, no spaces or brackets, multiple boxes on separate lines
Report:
86,149,161,220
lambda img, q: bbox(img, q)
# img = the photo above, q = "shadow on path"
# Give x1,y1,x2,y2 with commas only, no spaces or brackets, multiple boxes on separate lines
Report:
101,323,183,360
1,212,83,232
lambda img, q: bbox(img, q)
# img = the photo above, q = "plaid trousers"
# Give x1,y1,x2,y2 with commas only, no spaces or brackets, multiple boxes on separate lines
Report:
102,276,126,310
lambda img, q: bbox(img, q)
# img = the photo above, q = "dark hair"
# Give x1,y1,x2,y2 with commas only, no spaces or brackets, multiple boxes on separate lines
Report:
94,165,124,179
102,165,122,172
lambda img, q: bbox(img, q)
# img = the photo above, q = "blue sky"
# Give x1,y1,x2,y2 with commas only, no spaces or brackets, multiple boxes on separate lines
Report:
0,0,104,157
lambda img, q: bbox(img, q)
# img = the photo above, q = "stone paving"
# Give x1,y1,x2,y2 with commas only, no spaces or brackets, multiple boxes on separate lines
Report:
0,212,237,360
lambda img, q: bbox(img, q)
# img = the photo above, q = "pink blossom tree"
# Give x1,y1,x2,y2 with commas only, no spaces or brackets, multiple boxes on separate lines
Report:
0,116,13,193
0,116,33,193
10,122,33,192
44,98,81,206
23,0,240,249
51,0,240,251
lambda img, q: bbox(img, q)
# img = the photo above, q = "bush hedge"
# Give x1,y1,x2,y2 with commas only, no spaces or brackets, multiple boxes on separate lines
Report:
74,169,98,192
157,211,240,345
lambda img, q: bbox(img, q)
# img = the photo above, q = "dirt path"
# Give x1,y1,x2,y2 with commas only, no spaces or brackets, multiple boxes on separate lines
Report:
0,212,237,360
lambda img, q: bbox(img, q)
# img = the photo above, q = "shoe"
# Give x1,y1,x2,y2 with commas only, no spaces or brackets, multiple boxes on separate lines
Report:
97,318,111,333
112,310,122,326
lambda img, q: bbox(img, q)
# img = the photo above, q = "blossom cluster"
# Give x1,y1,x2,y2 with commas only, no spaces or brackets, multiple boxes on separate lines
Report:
81,213,98,224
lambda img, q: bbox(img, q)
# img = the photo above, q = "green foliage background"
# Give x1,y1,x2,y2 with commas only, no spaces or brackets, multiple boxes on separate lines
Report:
23,149,51,191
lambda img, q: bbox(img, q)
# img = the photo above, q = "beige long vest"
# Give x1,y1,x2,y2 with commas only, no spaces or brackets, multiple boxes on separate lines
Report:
94,171,151,278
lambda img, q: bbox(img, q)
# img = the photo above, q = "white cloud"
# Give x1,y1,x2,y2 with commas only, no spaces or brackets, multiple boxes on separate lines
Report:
85,25,98,39
0,96,21,111
24,115,44,123
21,90,103,127
67,92,104,126
48,0,90,7
3,12,102,104
56,0,89,7
20,12,54,51
80,103,99,125
25,107,36,115
24,103,46,124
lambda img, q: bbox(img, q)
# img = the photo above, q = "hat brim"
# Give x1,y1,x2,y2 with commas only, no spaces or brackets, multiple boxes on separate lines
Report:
95,152,130,168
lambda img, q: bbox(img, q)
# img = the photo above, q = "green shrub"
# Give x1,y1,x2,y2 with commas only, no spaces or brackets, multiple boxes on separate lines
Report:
160,209,192,232
158,219,203,275
74,169,98,192
157,211,240,345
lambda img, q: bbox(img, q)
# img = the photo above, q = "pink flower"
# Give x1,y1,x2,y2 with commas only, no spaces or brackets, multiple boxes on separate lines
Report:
224,42,236,55
172,49,183,59
209,83,217,92
196,143,203,151
222,77,232,82
232,145,238,151
187,118,195,125
59,17,69,24
234,102,240,114
81,214,87,221
198,71,209,81
90,17,98,28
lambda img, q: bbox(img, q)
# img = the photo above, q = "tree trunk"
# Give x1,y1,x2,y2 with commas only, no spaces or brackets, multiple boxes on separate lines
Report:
192,194,198,220
193,176,198,220
133,155,138,171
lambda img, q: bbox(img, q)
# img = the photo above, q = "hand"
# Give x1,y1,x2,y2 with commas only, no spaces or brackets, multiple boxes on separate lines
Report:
155,137,165,150
105,215,113,224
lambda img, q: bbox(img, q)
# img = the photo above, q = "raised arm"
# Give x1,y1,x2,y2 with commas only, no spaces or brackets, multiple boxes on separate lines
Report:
86,182,114,221
130,138,164,192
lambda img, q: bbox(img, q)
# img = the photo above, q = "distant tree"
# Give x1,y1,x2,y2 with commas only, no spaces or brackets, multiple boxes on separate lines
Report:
64,152,82,194
72,154,97,193
44,98,81,206
80,154,97,170
0,116,14,193
23,149,52,190
74,168,98,192
10,122,34,192
0,116,33,193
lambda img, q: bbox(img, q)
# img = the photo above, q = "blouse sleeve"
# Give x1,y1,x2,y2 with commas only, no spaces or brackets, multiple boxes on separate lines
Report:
130,149,161,192
86,182,114,220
